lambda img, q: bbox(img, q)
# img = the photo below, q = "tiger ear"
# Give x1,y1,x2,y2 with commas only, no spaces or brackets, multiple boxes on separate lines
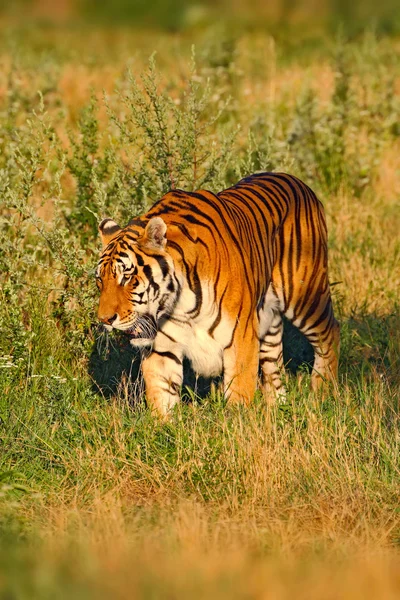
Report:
99,218,121,248
138,217,167,251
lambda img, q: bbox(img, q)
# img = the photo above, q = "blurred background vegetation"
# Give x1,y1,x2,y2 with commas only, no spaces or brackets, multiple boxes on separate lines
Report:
0,0,399,35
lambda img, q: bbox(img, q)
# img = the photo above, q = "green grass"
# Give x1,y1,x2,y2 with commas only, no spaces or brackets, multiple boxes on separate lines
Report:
0,17,400,599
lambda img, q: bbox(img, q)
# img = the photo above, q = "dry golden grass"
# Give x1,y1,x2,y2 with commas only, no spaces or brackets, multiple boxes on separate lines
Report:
12,495,399,600
1,22,399,599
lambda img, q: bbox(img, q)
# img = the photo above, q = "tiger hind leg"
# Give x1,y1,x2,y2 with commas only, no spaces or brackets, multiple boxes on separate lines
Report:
296,298,340,394
259,310,286,403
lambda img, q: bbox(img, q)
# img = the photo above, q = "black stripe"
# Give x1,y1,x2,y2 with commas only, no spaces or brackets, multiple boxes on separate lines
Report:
167,240,192,282
260,339,282,348
225,302,244,349
158,329,177,343
260,356,281,364
187,261,203,318
152,350,182,365
136,253,145,266
153,254,170,277
189,191,244,253
208,286,228,336
287,225,294,308
143,264,153,281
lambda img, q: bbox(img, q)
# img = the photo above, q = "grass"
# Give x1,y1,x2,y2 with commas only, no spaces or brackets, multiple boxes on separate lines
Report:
0,14,400,599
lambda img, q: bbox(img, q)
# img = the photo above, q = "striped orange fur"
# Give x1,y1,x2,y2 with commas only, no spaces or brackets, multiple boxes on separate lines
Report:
96,172,340,415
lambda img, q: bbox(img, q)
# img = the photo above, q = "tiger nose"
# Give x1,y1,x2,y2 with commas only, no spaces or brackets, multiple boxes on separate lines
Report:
98,313,118,326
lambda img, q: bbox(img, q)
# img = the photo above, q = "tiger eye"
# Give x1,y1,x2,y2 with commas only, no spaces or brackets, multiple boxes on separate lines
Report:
120,274,131,286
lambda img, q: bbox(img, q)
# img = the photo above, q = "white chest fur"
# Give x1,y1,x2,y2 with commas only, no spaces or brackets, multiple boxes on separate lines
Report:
162,321,224,377
153,281,232,378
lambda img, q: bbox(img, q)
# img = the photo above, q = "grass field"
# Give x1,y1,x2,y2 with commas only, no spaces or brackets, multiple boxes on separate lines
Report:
0,7,400,598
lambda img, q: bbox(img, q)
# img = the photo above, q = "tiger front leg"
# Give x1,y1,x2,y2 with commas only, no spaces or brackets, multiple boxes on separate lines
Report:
222,329,259,405
141,350,183,416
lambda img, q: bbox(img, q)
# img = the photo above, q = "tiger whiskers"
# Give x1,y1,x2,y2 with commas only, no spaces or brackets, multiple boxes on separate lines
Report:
136,316,158,339
122,314,158,341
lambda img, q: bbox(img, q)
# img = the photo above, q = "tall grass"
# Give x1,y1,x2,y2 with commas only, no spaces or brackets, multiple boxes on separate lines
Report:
0,23,399,598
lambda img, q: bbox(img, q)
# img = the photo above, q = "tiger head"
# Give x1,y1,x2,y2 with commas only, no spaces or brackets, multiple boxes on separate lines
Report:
96,217,179,347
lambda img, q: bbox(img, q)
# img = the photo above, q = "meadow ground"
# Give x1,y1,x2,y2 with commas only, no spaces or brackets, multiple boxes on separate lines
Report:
0,13,400,599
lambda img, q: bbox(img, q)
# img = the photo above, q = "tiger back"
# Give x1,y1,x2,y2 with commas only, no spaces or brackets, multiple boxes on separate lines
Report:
96,172,340,415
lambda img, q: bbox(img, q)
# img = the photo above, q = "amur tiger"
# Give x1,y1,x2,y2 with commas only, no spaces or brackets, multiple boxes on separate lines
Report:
96,172,340,416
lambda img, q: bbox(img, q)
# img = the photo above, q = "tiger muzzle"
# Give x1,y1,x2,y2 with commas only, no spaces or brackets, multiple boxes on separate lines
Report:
123,314,158,342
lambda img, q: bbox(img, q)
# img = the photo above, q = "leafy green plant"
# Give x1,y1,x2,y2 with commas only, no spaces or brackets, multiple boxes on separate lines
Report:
107,52,237,200
287,38,397,196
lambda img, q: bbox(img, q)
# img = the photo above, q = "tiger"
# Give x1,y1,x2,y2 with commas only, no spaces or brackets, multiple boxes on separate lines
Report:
96,172,340,416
